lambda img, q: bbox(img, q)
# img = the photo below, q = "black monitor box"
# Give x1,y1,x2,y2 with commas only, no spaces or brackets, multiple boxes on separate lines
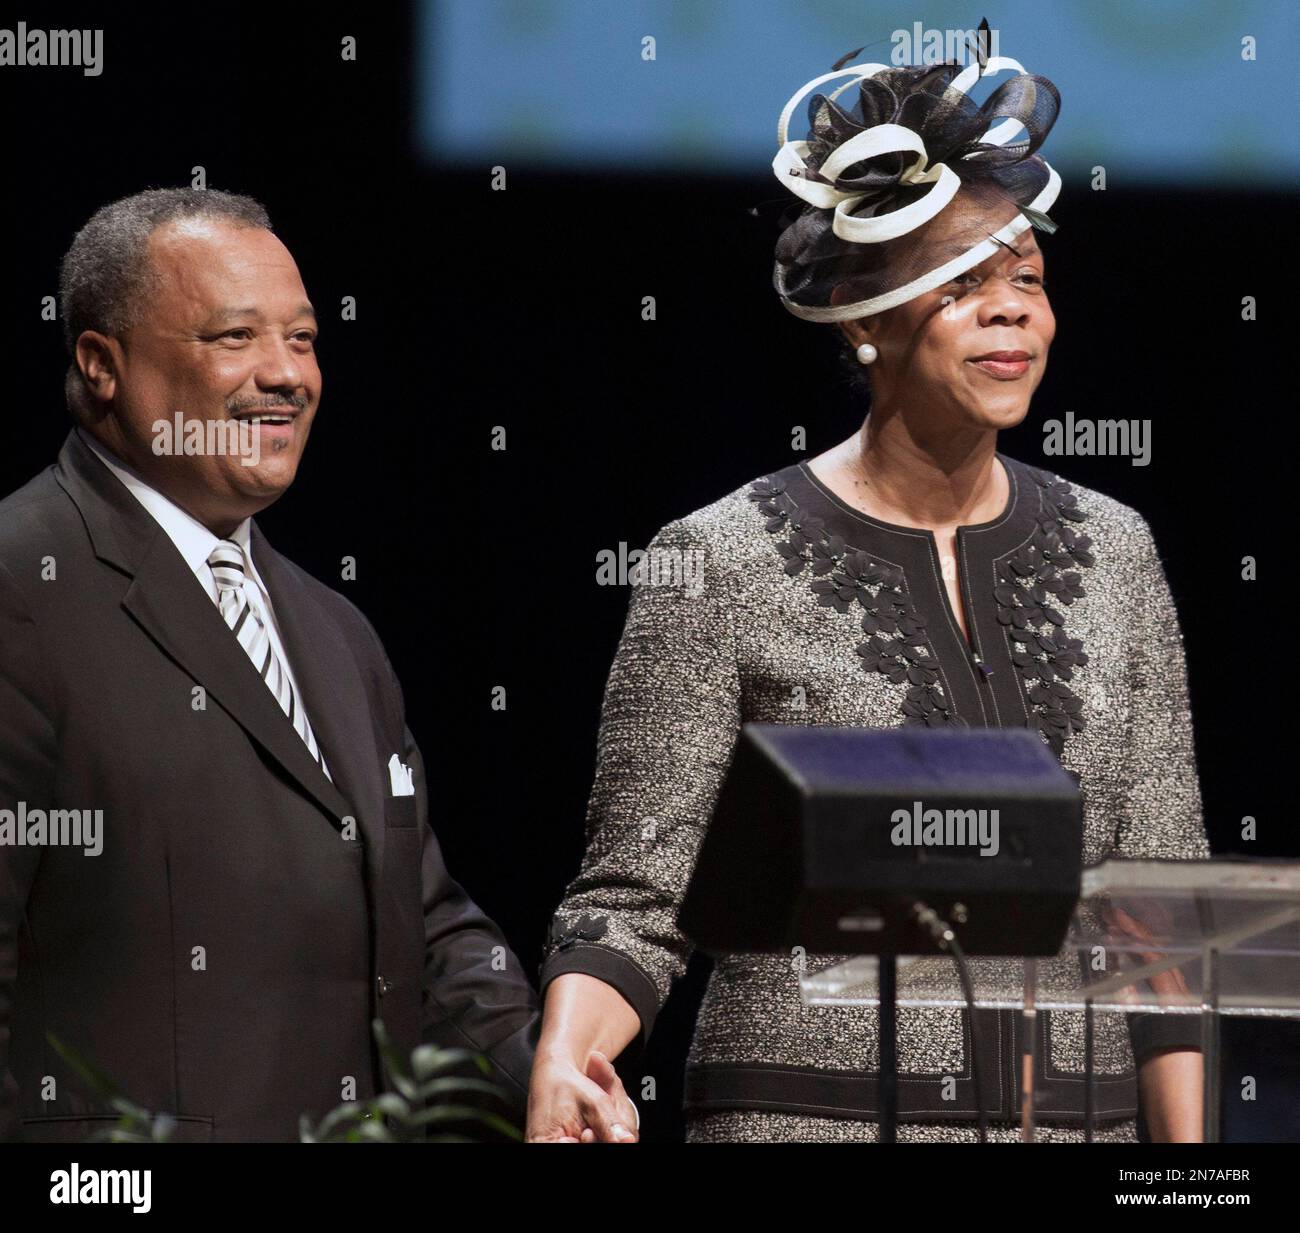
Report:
677,724,1083,957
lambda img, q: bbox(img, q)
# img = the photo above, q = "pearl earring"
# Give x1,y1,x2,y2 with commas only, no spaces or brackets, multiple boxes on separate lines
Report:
856,342,878,365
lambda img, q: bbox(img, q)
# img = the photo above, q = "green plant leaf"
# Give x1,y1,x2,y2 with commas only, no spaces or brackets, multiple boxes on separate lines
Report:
407,1105,522,1140
353,1118,394,1142
372,1093,409,1119
303,1020,517,1142
108,1095,153,1123
409,1044,447,1080
47,1032,126,1104
373,1020,421,1102
302,1100,367,1142
413,1076,507,1103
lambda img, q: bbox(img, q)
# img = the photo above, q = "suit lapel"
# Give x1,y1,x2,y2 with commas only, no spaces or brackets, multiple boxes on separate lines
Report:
250,524,387,885
53,430,363,835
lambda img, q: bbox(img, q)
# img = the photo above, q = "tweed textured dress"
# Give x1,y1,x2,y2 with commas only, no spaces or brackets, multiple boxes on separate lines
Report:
541,453,1209,1143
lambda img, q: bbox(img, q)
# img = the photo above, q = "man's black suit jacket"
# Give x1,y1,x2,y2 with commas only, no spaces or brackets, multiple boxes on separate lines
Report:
0,430,539,1142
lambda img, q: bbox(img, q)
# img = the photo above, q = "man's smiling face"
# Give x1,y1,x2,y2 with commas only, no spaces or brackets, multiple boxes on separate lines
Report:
78,218,321,535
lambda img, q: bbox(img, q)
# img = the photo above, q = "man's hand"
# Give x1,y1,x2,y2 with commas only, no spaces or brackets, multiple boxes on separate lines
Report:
526,1049,639,1143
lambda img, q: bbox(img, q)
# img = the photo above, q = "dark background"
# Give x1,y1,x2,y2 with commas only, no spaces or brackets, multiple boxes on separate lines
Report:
0,3,1294,1141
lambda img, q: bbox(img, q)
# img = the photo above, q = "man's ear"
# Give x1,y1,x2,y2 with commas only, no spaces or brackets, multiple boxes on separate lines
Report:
74,332,119,406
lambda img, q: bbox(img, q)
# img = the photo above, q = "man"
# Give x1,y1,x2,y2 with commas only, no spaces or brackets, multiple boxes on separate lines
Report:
0,188,621,1142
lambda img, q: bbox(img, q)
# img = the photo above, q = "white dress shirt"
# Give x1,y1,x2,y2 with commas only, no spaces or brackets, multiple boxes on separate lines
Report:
77,428,312,711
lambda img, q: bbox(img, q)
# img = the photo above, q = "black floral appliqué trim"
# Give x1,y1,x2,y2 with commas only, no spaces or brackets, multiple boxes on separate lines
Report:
549,912,609,952
996,467,1095,756
748,476,966,730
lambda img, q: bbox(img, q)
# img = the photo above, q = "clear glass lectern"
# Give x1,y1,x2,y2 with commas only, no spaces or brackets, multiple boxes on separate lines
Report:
799,859,1300,1141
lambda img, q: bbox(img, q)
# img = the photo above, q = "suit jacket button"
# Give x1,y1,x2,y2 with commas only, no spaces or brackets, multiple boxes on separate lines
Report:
377,975,392,997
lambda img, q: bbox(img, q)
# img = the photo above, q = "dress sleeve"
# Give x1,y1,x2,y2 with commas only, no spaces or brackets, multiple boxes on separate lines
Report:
538,515,742,1050
1114,516,1211,1064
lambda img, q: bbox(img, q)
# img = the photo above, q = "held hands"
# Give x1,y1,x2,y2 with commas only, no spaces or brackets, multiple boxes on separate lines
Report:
526,1049,640,1143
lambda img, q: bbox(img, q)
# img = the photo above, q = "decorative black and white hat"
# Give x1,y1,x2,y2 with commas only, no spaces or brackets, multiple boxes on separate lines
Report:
771,23,1061,321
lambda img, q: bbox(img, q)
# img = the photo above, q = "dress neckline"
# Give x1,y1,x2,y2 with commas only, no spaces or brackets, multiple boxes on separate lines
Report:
796,454,1020,540
746,456,1096,757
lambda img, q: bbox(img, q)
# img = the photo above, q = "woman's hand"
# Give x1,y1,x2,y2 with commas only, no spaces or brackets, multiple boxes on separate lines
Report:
526,972,642,1142
526,1048,639,1143
1140,1048,1204,1142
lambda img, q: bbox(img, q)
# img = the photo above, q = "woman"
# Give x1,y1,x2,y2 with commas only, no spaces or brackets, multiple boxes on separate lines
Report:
527,39,1209,1143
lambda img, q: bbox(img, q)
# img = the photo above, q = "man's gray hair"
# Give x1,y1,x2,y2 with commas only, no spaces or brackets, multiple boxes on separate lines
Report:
59,187,272,357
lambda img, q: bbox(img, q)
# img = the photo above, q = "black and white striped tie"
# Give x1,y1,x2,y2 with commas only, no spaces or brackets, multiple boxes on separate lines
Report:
207,540,331,780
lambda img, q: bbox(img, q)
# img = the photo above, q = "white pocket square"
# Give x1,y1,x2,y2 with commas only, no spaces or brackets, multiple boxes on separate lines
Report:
387,753,416,797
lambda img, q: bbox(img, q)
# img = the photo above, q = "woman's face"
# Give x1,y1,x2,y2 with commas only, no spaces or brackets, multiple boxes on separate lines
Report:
838,209,1055,434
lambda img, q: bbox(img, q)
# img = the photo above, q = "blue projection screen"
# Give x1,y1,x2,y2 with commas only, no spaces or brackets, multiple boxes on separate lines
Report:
417,0,1299,187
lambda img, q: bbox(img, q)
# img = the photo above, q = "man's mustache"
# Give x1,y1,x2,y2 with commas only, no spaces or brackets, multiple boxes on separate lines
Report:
225,394,311,415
